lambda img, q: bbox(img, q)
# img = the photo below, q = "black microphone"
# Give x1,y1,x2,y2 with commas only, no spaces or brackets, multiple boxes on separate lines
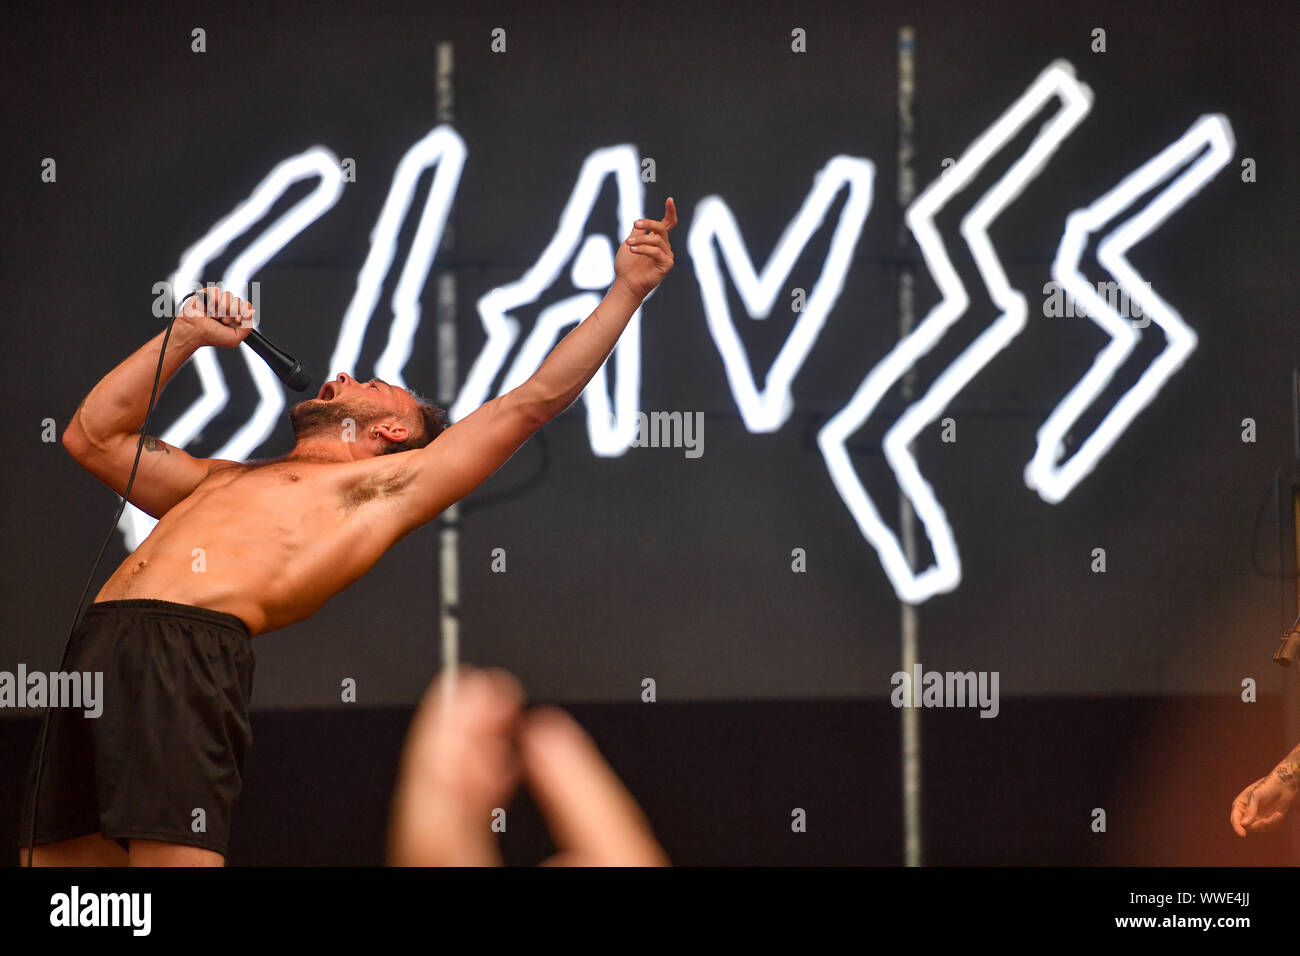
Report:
187,291,313,392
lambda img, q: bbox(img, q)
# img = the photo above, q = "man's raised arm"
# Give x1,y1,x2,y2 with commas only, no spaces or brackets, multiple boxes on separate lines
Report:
63,287,254,517
402,198,678,524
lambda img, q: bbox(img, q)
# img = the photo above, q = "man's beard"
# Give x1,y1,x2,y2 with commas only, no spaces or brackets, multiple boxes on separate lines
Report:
289,397,374,441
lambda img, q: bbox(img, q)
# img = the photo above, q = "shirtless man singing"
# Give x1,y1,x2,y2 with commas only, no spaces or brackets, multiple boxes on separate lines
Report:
20,198,677,866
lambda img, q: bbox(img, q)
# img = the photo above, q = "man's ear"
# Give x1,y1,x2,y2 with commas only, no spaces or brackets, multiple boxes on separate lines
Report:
379,421,410,442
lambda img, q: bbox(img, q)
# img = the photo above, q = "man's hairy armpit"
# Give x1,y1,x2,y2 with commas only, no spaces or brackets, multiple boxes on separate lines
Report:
341,466,414,512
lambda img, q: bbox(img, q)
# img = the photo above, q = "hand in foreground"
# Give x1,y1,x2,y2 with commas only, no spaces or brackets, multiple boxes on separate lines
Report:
388,666,669,866
1229,770,1296,836
613,196,677,300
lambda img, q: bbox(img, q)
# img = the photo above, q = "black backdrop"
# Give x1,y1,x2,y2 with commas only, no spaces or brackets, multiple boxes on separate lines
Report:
2,0,1297,864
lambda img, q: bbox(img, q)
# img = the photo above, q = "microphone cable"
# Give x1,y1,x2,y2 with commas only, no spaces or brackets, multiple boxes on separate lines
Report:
25,290,206,866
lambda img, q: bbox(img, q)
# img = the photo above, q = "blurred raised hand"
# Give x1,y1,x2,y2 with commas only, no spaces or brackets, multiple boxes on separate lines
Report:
388,666,668,866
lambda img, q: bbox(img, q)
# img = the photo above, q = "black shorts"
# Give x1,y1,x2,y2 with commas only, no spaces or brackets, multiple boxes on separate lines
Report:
18,598,255,857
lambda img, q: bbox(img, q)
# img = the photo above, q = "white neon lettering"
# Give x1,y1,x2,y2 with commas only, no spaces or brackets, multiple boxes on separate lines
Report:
688,156,874,433
451,144,646,456
1025,114,1234,503
119,70,1233,612
330,126,467,387
818,60,1093,604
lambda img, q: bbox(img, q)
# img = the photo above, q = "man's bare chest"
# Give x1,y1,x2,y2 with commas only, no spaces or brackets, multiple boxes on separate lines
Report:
181,462,346,524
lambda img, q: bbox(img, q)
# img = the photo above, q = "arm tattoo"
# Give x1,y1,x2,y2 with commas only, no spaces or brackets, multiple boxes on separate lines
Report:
1274,743,1300,793
143,436,170,454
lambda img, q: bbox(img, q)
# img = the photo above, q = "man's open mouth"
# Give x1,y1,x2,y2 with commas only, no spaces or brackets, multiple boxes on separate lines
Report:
318,382,338,401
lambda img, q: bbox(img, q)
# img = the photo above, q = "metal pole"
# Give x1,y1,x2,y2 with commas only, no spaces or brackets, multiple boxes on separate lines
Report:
896,25,922,868
435,40,460,690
